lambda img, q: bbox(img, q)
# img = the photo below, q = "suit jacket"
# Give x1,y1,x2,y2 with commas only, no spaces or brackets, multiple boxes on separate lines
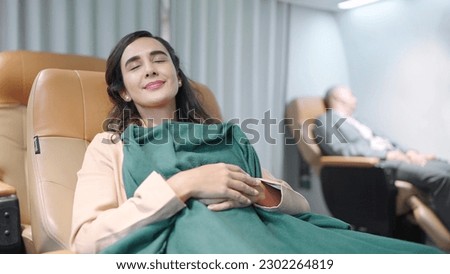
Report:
313,111,405,159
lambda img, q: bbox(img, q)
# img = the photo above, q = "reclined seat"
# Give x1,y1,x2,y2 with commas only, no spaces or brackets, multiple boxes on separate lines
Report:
0,51,106,253
26,68,222,253
285,96,450,251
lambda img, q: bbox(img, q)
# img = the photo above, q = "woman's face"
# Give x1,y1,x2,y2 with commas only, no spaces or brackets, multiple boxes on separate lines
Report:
120,37,179,118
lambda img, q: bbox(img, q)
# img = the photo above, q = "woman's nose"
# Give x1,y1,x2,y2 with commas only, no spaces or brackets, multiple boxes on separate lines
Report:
144,62,157,77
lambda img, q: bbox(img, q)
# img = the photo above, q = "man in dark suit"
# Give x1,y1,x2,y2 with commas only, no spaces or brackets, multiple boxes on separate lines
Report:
313,85,450,231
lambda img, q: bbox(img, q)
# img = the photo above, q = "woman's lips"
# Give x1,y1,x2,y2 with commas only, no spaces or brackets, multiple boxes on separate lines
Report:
144,80,165,90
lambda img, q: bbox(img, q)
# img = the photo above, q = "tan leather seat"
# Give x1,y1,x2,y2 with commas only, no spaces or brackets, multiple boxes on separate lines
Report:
0,51,106,253
26,68,222,253
286,96,450,251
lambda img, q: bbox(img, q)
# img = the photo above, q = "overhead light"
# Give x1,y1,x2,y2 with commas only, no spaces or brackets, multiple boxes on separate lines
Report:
338,0,380,10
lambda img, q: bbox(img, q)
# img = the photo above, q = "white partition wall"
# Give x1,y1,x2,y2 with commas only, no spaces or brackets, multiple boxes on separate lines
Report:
337,0,450,162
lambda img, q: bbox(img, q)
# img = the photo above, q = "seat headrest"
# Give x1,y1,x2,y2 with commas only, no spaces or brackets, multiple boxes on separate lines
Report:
190,80,222,121
286,97,325,126
29,69,110,142
0,51,105,106
285,96,326,172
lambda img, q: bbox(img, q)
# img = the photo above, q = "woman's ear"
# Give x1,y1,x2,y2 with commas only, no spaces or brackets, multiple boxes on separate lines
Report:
120,90,132,102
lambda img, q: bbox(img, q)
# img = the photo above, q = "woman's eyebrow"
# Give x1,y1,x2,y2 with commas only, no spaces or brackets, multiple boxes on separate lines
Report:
149,50,168,57
124,55,141,67
124,50,168,67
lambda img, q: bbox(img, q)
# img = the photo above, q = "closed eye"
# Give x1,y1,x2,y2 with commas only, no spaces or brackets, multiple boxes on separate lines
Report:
130,64,140,70
153,56,168,63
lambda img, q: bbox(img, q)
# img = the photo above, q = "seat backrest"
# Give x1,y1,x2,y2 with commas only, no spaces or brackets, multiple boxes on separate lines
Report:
26,68,222,253
285,97,326,174
0,51,106,252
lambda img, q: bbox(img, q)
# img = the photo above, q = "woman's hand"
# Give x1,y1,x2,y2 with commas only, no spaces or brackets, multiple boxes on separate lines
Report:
199,182,265,211
167,163,263,211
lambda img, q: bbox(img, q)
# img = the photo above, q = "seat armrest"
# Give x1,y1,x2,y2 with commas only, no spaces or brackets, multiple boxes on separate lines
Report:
320,156,380,167
0,180,16,196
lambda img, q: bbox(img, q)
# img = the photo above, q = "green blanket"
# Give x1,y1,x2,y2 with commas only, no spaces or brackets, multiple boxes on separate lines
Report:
101,122,441,254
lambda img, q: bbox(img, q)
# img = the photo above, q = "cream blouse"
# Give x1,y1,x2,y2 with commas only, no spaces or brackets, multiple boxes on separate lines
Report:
70,132,310,254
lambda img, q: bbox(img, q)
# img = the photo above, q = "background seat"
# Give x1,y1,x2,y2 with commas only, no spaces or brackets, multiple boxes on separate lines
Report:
285,96,450,251
0,50,106,253
26,68,222,253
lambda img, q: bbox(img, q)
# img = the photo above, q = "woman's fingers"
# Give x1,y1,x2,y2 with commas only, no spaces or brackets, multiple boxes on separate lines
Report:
198,198,227,205
170,163,263,207
224,188,252,205
207,201,233,211
229,168,261,187
227,178,261,197
207,199,249,211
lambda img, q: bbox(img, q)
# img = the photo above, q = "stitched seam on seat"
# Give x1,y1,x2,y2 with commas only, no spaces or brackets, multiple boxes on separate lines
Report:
74,70,87,142
20,52,25,105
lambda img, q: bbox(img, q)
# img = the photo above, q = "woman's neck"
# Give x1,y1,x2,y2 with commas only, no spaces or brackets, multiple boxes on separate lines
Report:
138,106,177,127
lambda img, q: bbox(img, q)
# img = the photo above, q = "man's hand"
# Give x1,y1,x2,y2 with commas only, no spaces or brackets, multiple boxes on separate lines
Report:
406,150,434,166
386,150,434,166
386,150,410,162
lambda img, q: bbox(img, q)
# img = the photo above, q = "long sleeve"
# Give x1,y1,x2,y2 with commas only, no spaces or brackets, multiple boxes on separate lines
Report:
313,112,387,159
255,169,310,215
70,132,186,254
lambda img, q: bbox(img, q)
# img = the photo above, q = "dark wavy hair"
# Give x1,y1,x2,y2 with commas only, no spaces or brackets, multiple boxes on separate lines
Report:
104,30,213,133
